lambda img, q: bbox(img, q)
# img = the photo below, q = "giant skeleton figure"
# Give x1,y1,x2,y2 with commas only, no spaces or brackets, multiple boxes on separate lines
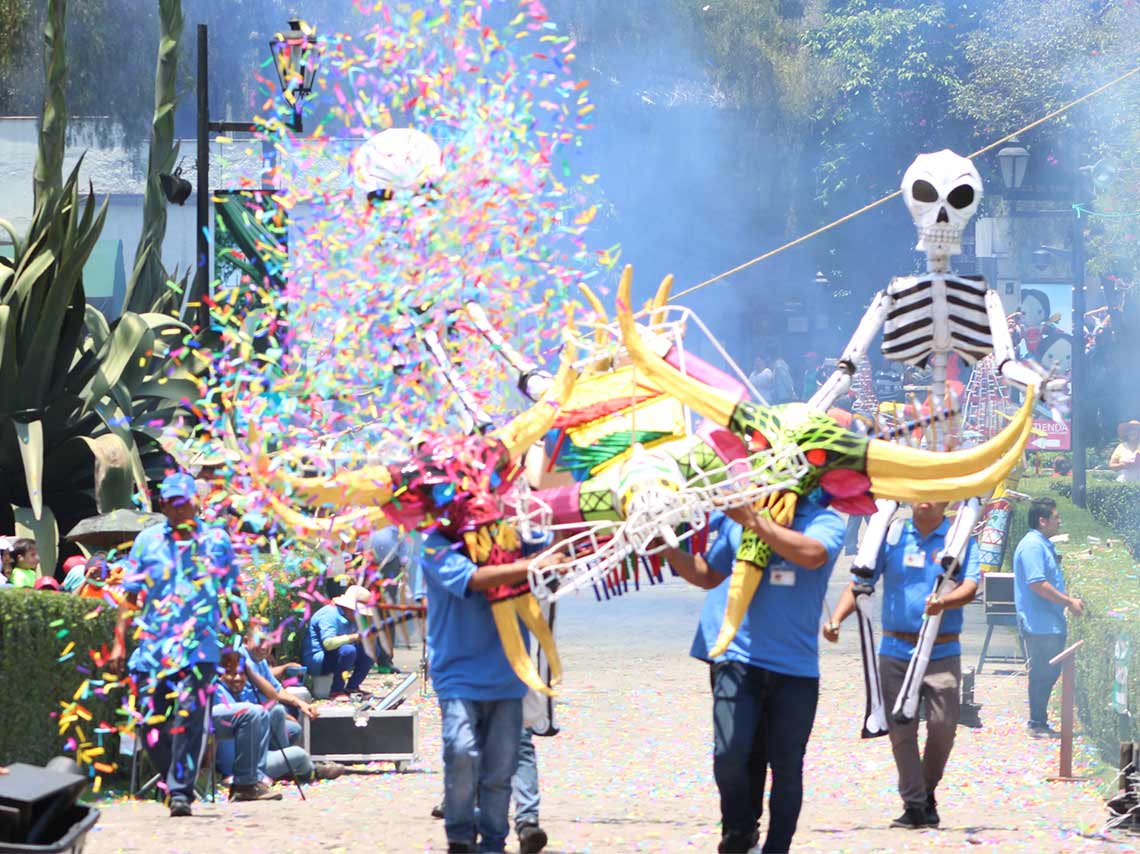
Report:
808,150,1069,736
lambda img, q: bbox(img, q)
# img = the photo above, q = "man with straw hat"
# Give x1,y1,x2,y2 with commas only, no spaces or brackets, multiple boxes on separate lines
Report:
1110,420,1140,483
301,584,380,697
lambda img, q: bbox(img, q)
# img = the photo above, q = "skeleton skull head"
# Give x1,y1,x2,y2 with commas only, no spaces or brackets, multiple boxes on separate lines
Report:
901,150,982,258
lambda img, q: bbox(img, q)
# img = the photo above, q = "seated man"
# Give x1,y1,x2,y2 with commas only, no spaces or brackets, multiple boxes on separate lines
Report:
214,651,341,789
240,618,319,748
212,651,283,801
301,585,378,697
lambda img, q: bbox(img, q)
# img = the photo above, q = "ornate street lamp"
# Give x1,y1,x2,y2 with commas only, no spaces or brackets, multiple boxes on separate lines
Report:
269,19,320,133
185,19,321,323
996,136,1030,190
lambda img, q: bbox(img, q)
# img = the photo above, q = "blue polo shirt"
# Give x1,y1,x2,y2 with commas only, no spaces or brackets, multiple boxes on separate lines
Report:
122,521,240,678
239,646,282,704
421,531,529,701
869,518,981,662
690,500,845,678
1013,528,1067,636
301,604,353,671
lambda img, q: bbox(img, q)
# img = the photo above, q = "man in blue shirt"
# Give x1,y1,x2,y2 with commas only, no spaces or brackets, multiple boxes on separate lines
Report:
664,494,845,854
108,473,267,814
301,585,379,697
827,502,981,829
421,531,559,854
1013,497,1084,737
368,525,424,671
241,618,319,748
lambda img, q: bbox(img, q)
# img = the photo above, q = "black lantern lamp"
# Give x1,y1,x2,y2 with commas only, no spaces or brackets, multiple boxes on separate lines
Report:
270,19,319,132
996,136,1030,190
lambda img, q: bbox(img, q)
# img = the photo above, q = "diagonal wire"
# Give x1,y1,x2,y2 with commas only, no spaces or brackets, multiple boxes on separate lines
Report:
670,63,1140,302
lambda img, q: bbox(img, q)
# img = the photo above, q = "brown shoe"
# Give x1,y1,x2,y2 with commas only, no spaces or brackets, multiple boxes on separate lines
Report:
229,781,283,802
313,762,345,781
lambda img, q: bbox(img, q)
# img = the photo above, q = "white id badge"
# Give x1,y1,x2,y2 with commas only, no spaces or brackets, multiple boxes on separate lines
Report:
770,568,795,587
904,550,926,569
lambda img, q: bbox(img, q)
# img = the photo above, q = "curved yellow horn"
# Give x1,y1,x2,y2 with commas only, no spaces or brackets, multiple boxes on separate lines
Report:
579,282,609,349
492,343,577,457
514,594,563,687
867,391,1036,502
650,273,673,326
616,265,737,427
491,600,555,697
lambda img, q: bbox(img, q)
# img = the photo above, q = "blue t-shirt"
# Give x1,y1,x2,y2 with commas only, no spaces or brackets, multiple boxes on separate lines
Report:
1014,528,1067,635
690,500,845,678
870,518,981,661
239,646,282,704
301,604,353,669
121,521,240,678
421,531,529,701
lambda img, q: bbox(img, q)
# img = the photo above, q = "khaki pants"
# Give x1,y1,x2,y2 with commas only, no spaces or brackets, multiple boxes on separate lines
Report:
879,654,961,808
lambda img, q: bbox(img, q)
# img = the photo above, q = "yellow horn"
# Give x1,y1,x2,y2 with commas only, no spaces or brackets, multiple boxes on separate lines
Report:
868,391,1036,502
491,600,554,697
708,561,762,658
616,265,737,427
492,344,577,457
579,282,610,350
513,594,562,687
650,273,673,326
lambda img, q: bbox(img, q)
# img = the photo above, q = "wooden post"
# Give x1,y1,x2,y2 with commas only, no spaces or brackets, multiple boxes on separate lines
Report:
1047,639,1087,782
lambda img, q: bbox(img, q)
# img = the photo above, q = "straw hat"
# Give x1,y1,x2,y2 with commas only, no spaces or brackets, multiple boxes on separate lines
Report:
1118,420,1140,440
331,584,373,614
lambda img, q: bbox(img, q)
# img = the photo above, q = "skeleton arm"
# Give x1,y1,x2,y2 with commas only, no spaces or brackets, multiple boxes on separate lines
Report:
809,291,893,411
986,291,1069,418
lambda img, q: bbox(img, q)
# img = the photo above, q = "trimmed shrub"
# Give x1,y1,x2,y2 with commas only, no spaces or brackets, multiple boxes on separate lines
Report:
0,589,120,766
1052,479,1140,557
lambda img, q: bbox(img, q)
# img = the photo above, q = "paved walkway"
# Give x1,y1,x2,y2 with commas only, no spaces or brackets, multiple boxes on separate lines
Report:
87,565,1130,853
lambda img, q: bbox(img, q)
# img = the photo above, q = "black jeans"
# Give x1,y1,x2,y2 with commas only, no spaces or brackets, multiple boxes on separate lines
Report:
1023,631,1067,727
135,663,217,802
710,661,819,853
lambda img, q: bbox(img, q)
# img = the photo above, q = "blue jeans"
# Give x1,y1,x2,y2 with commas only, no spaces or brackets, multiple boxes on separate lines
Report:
135,664,216,803
513,726,539,827
211,701,271,786
440,697,524,852
267,703,303,748
711,661,819,853
1024,631,1067,727
319,641,373,693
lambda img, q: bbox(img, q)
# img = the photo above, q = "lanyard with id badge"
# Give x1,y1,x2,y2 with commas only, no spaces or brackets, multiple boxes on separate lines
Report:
770,561,796,587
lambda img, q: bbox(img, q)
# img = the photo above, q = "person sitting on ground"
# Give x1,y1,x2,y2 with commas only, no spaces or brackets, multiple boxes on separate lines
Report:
240,618,320,748
8,538,40,588
301,585,380,697
61,555,89,593
213,651,341,791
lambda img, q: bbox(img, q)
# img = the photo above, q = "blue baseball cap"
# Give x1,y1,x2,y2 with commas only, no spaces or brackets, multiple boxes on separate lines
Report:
159,472,199,504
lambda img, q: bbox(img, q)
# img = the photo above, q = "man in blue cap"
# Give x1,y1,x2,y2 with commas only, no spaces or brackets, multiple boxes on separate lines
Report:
108,472,267,815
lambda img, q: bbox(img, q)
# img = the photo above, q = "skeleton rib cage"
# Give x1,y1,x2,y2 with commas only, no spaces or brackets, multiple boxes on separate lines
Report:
881,274,993,367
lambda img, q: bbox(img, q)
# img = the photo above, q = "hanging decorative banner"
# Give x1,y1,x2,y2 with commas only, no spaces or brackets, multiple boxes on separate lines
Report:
1113,636,1130,715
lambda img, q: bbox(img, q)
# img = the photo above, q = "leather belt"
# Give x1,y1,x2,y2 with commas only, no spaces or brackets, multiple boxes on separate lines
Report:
883,629,959,644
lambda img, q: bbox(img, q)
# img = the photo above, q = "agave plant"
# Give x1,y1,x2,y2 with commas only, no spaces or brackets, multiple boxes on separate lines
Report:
0,0,204,568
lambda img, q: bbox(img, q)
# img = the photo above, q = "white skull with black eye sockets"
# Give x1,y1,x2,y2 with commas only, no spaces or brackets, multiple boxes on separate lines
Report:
901,149,982,258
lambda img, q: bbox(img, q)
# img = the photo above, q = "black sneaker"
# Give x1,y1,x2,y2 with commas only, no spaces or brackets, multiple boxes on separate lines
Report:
446,842,475,853
925,792,940,827
169,798,192,818
1028,723,1059,739
517,822,548,853
891,805,931,829
717,829,759,852
431,802,444,819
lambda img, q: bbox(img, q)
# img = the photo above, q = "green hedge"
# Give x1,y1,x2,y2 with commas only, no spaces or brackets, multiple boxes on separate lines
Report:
0,590,121,767
1051,478,1140,557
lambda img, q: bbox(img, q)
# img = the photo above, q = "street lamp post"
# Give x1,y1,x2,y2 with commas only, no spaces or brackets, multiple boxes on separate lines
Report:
996,140,1088,507
190,20,318,326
